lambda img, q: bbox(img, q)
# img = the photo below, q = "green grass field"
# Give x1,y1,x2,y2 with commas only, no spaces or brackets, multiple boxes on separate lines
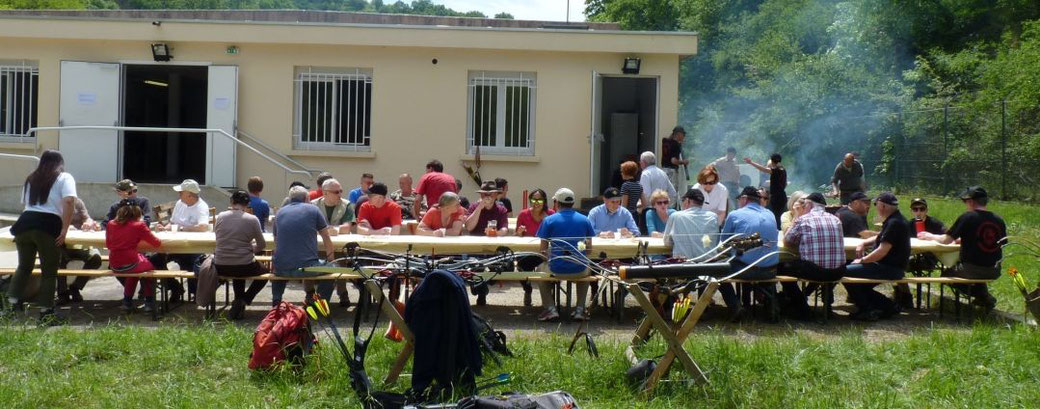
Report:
1,193,1039,408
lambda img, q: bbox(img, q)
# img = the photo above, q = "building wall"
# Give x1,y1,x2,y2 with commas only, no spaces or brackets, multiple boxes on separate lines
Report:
0,33,682,207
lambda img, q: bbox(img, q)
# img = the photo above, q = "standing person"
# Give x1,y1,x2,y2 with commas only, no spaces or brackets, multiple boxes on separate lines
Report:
464,181,509,237
348,173,375,204
3,150,77,324
536,188,596,322
417,192,467,237
712,147,741,207
101,179,152,229
514,189,555,306
661,126,690,200
836,192,873,239
691,166,730,225
587,187,640,238
719,187,780,321
55,197,103,305
390,173,424,220
638,151,677,207
106,200,164,313
246,176,270,232
309,172,334,201
917,187,1005,310
843,192,910,321
663,189,719,260
271,186,336,306
495,178,513,217
831,153,866,204
645,189,676,238
780,193,846,319
156,179,210,302
214,190,269,320
414,159,457,220
356,183,402,235
745,153,787,229
618,161,643,215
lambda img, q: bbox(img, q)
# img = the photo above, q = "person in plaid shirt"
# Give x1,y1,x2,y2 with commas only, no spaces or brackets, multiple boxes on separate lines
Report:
780,192,845,319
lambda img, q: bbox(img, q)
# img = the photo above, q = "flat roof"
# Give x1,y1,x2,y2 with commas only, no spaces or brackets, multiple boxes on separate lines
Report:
0,9,698,55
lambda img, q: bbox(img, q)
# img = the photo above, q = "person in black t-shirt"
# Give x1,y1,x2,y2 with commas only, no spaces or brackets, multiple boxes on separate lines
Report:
896,197,947,308
661,126,689,204
842,192,910,321
917,186,1005,309
494,177,513,217
836,192,872,239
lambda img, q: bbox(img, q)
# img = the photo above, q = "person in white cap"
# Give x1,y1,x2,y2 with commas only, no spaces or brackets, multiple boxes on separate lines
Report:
535,187,596,322
164,179,210,232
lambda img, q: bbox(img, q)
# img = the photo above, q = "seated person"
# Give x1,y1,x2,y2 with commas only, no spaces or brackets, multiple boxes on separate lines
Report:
56,197,103,305
271,186,336,305
311,178,355,235
663,189,719,260
587,187,639,238
390,173,425,220
417,192,466,237
246,176,271,232
214,190,269,320
356,182,402,235
156,179,209,300
836,192,874,239
348,173,374,204
536,188,596,322
464,181,509,237
102,179,152,229
780,193,845,319
719,187,780,321
645,189,676,238
692,166,729,225
843,192,910,321
896,197,948,308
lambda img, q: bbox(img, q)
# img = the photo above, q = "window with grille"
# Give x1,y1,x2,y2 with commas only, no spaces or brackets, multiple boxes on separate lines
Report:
293,67,372,151
467,71,536,155
0,62,38,141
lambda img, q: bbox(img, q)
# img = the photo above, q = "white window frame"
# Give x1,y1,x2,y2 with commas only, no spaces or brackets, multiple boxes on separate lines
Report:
466,71,536,156
0,60,38,142
293,67,373,151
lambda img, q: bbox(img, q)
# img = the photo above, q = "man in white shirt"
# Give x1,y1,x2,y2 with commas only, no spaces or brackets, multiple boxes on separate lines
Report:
158,179,209,301
638,151,677,206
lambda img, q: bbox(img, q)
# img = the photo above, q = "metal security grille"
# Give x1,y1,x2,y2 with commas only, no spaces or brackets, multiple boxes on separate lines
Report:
293,68,372,150
0,63,38,140
467,71,536,155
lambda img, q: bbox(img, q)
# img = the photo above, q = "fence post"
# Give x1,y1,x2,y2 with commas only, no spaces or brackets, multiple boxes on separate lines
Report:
942,102,949,195
1001,99,1007,200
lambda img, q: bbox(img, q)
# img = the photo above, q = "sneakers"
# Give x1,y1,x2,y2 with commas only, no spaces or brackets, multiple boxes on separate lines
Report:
142,299,156,313
55,291,72,306
69,287,83,303
538,306,560,322
120,299,134,312
971,293,997,310
571,307,589,321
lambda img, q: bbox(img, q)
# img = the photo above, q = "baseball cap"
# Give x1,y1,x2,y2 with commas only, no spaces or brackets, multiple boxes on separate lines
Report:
476,181,501,193
848,191,870,203
910,197,927,207
738,186,761,199
683,188,705,203
602,187,622,200
806,192,827,206
553,188,575,204
876,192,898,206
172,179,201,194
114,179,137,192
368,182,388,197
959,186,987,201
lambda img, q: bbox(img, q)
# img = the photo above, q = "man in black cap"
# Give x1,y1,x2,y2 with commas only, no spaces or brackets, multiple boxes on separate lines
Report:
661,126,690,200
898,197,947,309
587,187,639,238
917,186,1005,309
718,186,780,321
101,179,152,229
780,192,845,319
843,192,910,320
835,191,873,239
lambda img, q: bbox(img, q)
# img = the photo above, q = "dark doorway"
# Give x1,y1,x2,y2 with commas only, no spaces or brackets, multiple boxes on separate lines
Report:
598,77,657,193
123,64,207,184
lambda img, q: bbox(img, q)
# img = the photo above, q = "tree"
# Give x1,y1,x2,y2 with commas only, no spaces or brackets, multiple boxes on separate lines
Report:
493,12,513,19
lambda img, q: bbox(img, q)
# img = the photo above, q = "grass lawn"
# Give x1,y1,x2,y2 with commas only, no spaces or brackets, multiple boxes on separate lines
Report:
1,193,1040,408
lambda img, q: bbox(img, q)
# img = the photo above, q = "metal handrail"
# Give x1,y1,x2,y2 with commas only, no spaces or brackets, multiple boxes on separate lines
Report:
236,128,320,177
0,152,40,163
25,126,312,179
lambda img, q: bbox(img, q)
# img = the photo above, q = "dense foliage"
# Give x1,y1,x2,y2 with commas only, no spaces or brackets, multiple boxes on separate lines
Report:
0,0,513,18
588,0,1040,197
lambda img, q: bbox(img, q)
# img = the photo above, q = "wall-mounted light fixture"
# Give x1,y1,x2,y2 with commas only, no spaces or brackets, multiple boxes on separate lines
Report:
622,57,641,74
151,43,172,62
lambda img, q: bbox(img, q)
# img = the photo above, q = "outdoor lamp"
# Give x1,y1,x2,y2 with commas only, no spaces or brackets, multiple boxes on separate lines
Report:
151,43,172,62
622,57,641,74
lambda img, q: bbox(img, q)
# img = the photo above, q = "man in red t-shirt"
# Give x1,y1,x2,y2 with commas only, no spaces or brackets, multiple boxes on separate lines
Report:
357,182,402,235
414,159,457,220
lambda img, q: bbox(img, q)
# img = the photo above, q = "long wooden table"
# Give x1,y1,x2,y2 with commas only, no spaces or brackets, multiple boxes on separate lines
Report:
0,230,961,265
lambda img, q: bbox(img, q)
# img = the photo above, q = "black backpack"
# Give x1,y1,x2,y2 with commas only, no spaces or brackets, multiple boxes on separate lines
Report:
471,313,511,366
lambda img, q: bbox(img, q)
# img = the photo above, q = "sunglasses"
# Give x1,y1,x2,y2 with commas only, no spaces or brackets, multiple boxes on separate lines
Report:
326,190,343,194
479,193,496,198
529,199,545,204
703,180,717,185
654,201,670,206
911,207,927,211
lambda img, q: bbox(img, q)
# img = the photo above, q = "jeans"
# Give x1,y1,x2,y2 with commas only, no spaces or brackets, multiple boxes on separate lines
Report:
271,259,334,304
843,262,904,312
716,260,777,309
9,229,60,309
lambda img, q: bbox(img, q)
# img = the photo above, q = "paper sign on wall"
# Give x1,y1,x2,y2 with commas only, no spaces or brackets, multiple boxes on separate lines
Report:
77,92,97,105
213,97,230,110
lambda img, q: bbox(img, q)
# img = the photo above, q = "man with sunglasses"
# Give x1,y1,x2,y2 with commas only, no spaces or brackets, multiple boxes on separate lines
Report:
896,197,947,309
917,186,1005,310
102,179,152,229
310,178,355,306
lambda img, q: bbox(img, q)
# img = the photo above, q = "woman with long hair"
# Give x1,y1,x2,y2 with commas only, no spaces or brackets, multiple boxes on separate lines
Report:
106,199,164,313
3,150,77,324
514,189,555,306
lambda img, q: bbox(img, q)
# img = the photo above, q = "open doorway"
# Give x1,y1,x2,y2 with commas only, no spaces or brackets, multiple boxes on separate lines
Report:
596,76,658,194
122,64,208,184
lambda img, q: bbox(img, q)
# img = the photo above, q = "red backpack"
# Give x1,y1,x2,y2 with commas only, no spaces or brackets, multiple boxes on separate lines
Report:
248,302,316,370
